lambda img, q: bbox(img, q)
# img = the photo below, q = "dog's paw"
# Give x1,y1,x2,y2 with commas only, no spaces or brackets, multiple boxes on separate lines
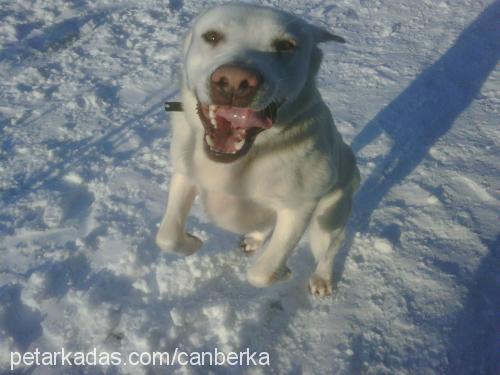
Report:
247,263,291,288
156,233,203,256
308,274,332,297
240,232,265,254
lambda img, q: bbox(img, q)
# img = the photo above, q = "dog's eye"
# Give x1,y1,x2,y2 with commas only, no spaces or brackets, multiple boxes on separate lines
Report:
272,39,297,52
202,30,224,46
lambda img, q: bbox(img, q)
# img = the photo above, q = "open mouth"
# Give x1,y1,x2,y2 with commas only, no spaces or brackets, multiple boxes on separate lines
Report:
197,102,279,162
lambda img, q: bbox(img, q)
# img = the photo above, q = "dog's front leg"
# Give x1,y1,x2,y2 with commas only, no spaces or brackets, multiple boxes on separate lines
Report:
247,204,315,287
156,173,202,255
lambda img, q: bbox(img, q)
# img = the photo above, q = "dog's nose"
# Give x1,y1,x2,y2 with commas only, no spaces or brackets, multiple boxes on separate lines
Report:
210,64,262,106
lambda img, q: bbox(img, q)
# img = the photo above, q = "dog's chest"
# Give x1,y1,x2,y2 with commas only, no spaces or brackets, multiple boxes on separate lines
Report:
192,150,266,196
193,157,242,192
191,143,334,205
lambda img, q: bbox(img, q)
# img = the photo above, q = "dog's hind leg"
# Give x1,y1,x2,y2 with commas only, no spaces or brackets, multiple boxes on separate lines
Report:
240,229,272,254
308,188,352,297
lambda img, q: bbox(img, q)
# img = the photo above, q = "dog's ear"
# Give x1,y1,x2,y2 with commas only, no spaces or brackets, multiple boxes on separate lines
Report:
314,27,346,44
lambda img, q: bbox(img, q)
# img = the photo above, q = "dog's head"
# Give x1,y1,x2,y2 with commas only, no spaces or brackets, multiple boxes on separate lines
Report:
183,4,344,162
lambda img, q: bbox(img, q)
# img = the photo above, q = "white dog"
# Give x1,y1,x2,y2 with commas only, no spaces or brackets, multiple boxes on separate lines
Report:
156,4,359,296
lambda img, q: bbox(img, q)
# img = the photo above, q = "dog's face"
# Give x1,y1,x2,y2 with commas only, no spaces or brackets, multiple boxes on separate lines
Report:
183,4,344,162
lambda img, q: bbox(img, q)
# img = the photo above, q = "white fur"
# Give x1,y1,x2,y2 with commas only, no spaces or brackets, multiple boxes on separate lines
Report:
156,4,359,297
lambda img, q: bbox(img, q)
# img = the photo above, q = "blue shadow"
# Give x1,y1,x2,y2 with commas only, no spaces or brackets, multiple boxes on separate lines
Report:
351,1,499,231
346,2,499,373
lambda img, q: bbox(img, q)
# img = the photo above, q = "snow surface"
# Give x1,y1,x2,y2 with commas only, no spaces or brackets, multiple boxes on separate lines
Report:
1,0,499,374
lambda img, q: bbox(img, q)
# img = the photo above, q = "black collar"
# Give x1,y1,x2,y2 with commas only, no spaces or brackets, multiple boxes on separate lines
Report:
164,101,183,112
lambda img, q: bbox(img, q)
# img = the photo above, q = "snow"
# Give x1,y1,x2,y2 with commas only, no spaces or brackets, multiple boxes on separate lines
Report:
0,0,498,374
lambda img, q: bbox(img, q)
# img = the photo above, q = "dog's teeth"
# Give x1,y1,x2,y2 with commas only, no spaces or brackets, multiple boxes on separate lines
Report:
209,105,217,127
206,136,215,148
234,139,244,150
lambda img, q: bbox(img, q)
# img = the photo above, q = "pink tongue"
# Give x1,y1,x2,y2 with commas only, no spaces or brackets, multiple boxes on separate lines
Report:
215,107,272,129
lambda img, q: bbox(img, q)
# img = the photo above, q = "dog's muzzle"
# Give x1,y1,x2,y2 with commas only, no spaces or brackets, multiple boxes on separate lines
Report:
194,64,280,163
